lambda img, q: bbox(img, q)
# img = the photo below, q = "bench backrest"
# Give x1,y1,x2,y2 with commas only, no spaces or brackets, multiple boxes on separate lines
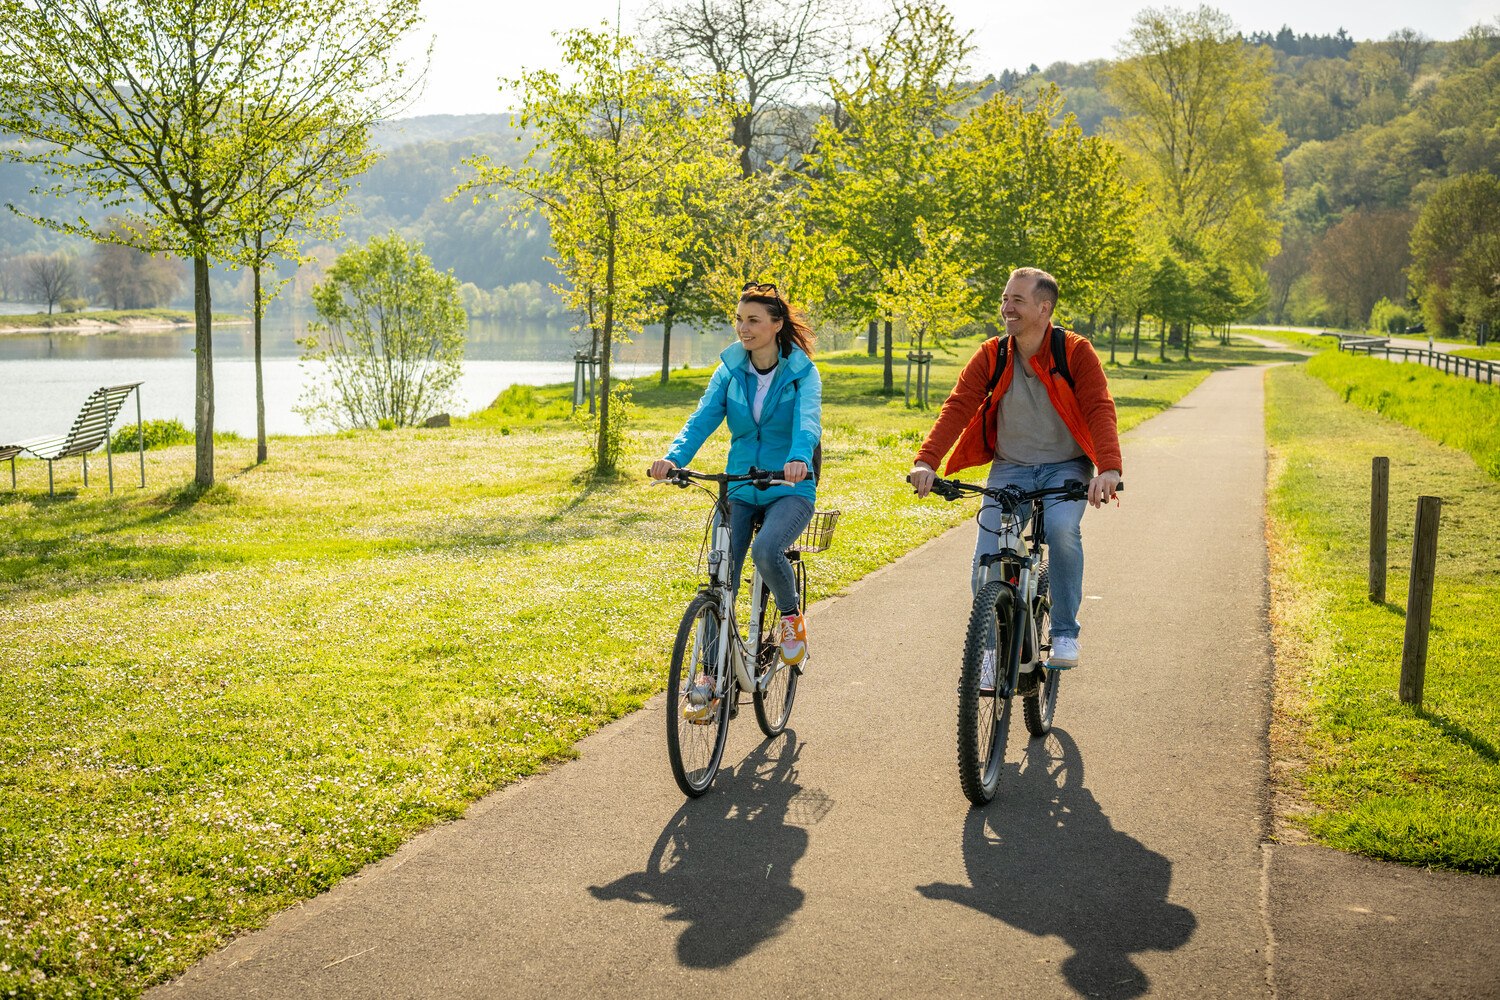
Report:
52,383,142,459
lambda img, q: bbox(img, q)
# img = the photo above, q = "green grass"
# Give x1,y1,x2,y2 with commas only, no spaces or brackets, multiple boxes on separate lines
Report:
1303,351,1500,478
0,334,1277,997
1265,366,1500,874
1451,346,1500,361
0,309,240,330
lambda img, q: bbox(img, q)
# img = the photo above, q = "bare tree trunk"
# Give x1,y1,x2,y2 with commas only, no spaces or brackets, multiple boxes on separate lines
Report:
883,315,894,393
597,213,616,475
659,308,674,386
1109,310,1119,364
193,253,215,487
254,248,267,464
1132,309,1142,362
867,318,877,356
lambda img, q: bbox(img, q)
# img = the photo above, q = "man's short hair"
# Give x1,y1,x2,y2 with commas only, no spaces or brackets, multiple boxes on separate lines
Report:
1010,267,1059,308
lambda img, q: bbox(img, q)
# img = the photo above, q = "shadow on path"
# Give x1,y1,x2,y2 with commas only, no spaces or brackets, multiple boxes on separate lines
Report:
918,730,1196,999
590,731,825,968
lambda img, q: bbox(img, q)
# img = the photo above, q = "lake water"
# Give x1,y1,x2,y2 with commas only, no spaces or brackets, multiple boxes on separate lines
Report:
0,315,727,439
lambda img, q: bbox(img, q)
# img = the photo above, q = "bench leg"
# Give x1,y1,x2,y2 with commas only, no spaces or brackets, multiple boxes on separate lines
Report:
8,456,13,490
47,460,54,497
83,453,89,488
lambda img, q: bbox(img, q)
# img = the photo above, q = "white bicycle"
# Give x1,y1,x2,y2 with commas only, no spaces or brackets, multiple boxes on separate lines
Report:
655,467,837,797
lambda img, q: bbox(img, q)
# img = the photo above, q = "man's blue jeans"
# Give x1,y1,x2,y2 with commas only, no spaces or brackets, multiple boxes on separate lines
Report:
971,456,1091,640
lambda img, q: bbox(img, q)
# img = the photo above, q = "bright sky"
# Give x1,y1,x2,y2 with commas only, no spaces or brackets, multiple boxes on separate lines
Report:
394,0,1493,118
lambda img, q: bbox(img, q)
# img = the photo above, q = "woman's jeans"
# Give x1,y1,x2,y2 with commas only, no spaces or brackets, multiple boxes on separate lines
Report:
724,496,814,615
971,457,1090,640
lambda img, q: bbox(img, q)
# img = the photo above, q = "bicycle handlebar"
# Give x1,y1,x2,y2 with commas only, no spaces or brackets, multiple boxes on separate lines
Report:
907,474,1123,507
650,466,798,490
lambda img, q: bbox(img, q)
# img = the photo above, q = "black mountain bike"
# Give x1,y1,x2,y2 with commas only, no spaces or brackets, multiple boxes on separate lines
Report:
916,475,1121,805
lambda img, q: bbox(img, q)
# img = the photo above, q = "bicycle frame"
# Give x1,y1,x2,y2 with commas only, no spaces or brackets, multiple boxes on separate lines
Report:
975,497,1050,695
666,468,791,702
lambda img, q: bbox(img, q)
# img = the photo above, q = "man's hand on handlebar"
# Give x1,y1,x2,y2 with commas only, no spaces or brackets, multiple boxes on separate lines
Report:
1087,470,1122,508
908,461,936,498
649,458,677,480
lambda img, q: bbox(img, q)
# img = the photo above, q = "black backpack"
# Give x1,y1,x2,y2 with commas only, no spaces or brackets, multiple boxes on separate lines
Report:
985,325,1075,397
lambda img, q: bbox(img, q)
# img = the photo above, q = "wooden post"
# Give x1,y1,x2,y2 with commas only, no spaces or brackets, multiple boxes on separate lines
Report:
1369,457,1388,603
1399,496,1442,706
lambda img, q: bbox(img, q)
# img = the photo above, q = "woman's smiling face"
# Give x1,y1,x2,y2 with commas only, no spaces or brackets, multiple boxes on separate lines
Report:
736,299,780,356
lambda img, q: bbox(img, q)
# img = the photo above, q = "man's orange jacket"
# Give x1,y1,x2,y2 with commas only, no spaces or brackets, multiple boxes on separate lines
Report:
915,329,1123,476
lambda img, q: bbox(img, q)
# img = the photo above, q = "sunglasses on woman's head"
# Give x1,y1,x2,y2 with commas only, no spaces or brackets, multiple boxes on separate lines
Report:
741,281,778,295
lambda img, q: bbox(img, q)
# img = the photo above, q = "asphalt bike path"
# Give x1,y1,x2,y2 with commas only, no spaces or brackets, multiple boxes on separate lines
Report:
155,366,1497,999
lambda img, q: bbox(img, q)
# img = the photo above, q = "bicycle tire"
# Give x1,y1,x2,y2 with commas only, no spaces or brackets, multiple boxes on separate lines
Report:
753,562,803,737
666,593,732,797
1023,564,1060,737
958,581,1016,806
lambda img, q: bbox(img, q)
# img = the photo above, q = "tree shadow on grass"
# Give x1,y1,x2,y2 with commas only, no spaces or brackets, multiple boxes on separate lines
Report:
589,731,826,968
917,729,1196,999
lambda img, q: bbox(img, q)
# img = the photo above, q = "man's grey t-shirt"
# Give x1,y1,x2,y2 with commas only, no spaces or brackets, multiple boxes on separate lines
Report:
994,355,1085,465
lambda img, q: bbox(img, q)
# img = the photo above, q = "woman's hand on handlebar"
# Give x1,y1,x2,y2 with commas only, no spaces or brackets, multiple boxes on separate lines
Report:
782,460,809,484
908,462,936,498
649,458,678,480
1088,470,1121,508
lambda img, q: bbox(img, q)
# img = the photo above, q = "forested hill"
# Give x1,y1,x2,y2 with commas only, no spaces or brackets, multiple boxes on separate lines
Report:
2,22,1496,331
1006,26,1499,328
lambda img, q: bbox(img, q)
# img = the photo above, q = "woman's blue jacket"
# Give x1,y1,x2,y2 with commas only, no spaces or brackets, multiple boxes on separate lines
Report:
664,341,821,505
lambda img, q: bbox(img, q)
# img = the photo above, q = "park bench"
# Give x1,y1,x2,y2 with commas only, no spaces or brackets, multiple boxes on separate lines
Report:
1,382,146,496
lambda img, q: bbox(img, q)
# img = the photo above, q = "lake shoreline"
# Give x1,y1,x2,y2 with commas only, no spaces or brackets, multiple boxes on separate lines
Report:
0,316,250,336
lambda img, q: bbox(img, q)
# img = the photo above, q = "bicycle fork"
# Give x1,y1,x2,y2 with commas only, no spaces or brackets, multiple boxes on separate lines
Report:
980,552,1041,696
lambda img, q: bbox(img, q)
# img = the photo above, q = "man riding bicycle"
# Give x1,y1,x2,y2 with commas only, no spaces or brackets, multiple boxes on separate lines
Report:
908,267,1122,671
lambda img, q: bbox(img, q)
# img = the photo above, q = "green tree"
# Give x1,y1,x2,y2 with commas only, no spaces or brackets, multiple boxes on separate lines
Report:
802,0,975,392
874,218,977,354
0,0,421,486
1103,6,1283,285
462,28,741,474
1409,172,1500,335
941,85,1140,321
298,232,467,429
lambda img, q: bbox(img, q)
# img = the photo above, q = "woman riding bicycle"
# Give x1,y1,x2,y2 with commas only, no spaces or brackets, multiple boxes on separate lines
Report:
649,282,822,667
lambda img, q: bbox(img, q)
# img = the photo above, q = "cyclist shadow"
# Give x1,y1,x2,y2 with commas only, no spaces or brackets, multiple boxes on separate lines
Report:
589,731,818,969
917,729,1196,999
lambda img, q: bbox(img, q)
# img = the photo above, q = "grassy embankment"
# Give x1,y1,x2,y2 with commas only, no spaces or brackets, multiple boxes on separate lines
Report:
1265,359,1499,873
0,334,1291,997
0,309,239,331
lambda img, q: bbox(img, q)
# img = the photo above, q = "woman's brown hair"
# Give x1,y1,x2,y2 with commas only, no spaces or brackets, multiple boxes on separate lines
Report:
740,281,815,358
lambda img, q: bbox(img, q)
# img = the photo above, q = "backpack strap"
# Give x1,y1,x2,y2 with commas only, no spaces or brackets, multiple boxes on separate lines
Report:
985,326,1075,397
1049,326,1075,390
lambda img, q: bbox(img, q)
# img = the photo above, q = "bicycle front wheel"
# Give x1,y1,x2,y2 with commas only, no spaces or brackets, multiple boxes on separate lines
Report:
1024,564,1061,737
753,563,804,737
666,593,732,797
957,581,1017,806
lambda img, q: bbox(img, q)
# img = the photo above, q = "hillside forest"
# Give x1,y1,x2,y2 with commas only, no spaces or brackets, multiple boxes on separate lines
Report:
1,7,1496,340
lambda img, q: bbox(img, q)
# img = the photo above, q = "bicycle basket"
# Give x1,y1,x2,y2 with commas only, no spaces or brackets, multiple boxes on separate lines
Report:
791,509,840,553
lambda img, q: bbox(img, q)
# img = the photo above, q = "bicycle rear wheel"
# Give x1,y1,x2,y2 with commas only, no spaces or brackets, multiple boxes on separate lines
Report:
666,593,732,797
958,581,1017,806
1024,565,1061,737
753,561,805,737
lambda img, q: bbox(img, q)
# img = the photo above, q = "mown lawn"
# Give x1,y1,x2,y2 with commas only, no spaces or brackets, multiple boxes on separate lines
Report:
1303,350,1500,478
0,333,1277,997
1265,365,1500,874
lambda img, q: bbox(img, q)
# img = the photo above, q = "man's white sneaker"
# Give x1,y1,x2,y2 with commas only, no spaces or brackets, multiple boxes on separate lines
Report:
1049,635,1080,669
